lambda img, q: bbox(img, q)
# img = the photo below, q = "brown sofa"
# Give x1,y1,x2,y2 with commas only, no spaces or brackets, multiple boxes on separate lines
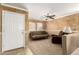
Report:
29,31,49,40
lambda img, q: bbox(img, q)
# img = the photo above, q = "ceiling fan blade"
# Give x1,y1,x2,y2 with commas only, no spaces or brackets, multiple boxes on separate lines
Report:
51,15,56,17
42,12,56,20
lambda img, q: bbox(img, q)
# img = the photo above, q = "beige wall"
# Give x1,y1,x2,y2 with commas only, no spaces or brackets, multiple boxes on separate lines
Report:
46,13,79,32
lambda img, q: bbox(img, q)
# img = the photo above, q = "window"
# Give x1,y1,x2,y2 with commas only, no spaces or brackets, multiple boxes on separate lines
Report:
37,23,43,31
29,22,36,31
29,22,43,31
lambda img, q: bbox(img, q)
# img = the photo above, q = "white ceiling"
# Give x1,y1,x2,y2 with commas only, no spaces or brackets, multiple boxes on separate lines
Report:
4,3,79,21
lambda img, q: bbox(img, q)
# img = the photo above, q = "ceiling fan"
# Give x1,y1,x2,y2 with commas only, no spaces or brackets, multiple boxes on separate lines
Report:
42,13,56,20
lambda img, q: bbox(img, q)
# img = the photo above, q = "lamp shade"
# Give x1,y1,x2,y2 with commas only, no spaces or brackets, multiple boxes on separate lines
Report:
63,26,72,33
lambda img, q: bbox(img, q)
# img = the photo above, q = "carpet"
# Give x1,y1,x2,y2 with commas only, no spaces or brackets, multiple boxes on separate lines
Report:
28,38,63,55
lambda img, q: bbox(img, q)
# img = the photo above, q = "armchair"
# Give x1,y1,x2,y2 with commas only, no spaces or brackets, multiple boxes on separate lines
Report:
51,31,64,44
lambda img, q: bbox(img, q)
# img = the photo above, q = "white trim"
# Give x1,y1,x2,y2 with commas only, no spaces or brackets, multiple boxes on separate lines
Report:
1,3,28,12
56,11,79,19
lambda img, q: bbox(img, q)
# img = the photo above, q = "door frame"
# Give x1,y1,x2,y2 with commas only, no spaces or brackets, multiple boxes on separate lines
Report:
0,4,28,54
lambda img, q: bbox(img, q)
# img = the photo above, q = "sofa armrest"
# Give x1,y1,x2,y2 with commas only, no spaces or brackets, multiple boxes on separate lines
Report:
62,33,79,55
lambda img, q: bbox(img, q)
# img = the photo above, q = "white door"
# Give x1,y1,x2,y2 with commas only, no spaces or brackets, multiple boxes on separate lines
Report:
2,10,25,52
